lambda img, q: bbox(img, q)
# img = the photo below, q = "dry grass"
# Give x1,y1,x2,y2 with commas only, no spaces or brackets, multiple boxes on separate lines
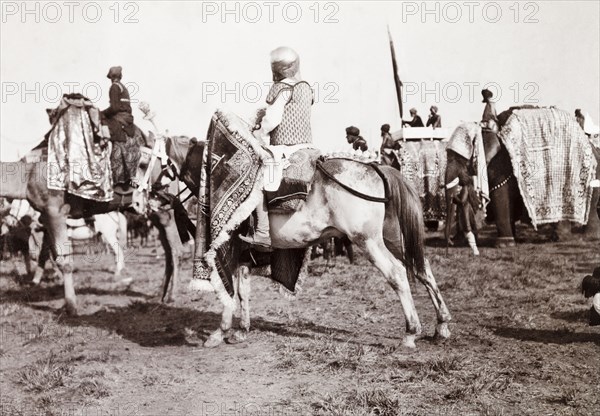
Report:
1,224,599,415
16,352,72,393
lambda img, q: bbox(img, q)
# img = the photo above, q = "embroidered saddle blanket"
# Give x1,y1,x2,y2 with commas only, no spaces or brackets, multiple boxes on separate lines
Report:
265,148,321,211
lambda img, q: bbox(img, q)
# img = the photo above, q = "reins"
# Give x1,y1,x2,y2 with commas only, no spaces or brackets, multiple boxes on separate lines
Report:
316,159,390,203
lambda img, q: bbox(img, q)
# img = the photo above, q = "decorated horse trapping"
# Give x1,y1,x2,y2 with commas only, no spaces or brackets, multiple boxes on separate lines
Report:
45,94,145,202
191,110,271,306
499,108,598,227
265,148,321,211
46,95,113,201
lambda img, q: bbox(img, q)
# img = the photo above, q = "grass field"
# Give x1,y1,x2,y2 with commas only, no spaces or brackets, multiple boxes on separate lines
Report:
1,224,598,416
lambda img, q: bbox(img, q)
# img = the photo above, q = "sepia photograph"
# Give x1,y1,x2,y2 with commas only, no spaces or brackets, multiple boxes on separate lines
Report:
1,1,599,415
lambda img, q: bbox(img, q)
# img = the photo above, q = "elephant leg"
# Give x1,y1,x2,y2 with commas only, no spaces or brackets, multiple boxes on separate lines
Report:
552,221,573,242
491,182,516,247
583,186,600,240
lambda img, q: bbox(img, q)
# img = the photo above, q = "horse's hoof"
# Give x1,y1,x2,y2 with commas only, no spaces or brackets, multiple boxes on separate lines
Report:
32,269,44,285
402,334,417,349
204,331,224,348
435,323,451,339
226,329,248,344
64,302,78,317
117,277,133,287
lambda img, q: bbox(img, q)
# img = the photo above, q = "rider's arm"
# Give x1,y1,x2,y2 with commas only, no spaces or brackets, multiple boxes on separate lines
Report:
252,89,290,143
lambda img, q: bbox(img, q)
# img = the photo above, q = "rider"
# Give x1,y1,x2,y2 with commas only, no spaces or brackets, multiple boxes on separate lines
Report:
239,46,314,248
102,66,135,143
380,124,399,166
481,89,498,132
426,106,442,128
403,108,424,127
346,126,368,151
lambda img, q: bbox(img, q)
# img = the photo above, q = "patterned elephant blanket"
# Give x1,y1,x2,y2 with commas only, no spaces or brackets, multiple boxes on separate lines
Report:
499,108,598,227
396,140,447,221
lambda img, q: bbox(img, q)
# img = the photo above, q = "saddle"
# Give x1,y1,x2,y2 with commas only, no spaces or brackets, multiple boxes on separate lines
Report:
265,148,321,212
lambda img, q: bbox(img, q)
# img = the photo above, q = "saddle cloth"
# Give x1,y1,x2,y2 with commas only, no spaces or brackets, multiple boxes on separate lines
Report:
46,96,113,202
265,148,321,211
191,110,311,305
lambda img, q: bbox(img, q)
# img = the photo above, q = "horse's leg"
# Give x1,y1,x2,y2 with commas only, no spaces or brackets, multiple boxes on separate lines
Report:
32,230,54,284
361,238,422,348
47,206,76,315
228,265,252,344
151,211,180,303
100,222,126,279
204,277,237,348
414,259,452,339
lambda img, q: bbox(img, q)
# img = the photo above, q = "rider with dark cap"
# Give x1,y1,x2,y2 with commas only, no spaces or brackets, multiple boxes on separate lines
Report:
103,66,135,143
481,89,498,132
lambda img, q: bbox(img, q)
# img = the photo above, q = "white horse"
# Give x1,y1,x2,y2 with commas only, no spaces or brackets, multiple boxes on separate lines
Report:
32,211,128,284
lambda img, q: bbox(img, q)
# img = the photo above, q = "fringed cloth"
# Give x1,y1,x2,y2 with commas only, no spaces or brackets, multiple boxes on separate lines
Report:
499,108,598,227
47,96,113,201
396,140,448,221
190,111,270,308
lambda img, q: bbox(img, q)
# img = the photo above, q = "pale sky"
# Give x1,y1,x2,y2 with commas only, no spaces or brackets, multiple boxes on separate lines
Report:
1,0,599,160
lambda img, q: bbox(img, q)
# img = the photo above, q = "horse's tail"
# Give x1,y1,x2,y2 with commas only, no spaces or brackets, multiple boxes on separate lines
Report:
381,167,426,276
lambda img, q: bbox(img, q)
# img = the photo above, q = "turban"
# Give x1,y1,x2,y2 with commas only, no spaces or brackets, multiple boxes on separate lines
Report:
107,66,123,79
481,89,493,102
346,126,360,136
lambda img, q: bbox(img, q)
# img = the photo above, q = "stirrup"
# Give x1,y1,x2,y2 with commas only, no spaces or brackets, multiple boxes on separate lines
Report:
239,234,272,251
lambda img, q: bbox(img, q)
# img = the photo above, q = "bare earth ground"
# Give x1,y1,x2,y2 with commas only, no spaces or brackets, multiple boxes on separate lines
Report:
1,224,599,416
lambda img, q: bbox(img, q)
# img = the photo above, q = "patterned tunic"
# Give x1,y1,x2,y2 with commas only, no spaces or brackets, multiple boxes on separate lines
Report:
265,81,313,145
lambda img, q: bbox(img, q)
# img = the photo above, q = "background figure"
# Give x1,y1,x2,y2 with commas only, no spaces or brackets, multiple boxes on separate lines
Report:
346,126,368,151
426,106,442,128
379,124,400,167
575,109,585,130
452,174,481,256
403,108,424,127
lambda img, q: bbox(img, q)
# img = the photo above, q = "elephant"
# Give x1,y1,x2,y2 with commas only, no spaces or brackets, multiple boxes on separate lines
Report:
445,108,600,248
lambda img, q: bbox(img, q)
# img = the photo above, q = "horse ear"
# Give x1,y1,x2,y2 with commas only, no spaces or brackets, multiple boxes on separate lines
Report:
46,109,53,115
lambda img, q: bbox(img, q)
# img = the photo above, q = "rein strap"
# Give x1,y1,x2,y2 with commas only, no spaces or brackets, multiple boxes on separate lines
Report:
316,160,390,203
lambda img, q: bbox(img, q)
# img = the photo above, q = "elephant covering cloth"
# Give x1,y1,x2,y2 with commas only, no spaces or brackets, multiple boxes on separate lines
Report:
47,96,113,202
396,140,447,221
499,108,598,227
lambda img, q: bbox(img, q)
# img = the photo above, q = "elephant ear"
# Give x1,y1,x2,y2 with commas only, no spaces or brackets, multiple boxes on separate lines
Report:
447,123,476,160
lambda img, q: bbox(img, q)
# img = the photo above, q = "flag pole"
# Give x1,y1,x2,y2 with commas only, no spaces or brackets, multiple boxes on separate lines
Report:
388,25,404,122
